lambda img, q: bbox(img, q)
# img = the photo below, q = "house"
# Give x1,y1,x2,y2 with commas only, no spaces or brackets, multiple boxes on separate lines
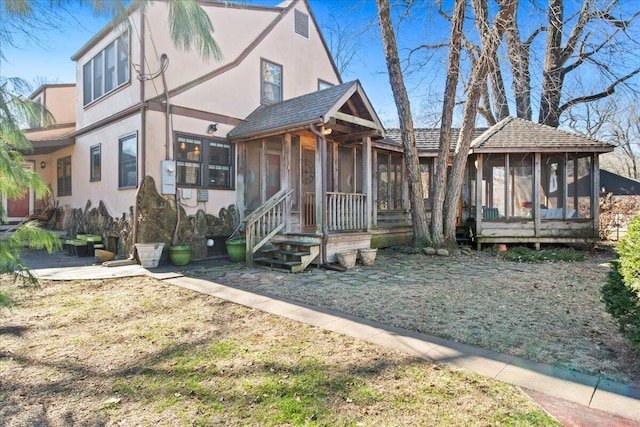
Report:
3,84,75,225
17,0,614,269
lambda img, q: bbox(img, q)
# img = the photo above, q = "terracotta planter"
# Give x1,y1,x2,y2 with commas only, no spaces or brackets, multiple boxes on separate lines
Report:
169,245,192,266
226,239,246,262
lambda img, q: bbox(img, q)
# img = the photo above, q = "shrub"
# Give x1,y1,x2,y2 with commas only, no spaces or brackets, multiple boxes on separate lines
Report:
601,213,640,345
601,261,640,344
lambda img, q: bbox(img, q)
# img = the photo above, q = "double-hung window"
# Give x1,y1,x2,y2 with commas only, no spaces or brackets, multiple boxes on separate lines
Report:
57,156,72,197
176,134,233,189
83,31,129,105
261,59,282,104
118,133,137,188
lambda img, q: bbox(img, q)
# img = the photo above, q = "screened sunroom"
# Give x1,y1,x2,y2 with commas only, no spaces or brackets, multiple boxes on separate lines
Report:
466,117,613,249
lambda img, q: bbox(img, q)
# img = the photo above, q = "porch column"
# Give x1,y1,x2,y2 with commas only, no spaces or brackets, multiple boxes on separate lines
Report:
236,142,246,217
475,154,483,251
283,134,292,233
534,152,541,247
315,133,325,235
363,136,372,230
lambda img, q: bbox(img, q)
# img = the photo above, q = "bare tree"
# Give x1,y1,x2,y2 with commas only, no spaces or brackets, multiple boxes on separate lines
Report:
430,0,466,245
376,0,430,245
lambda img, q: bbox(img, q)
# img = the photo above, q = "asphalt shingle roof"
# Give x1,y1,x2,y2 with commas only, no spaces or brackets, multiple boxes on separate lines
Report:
470,116,614,152
227,81,358,140
383,128,486,152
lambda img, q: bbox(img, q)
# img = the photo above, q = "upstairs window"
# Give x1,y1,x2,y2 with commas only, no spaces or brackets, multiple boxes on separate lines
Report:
176,134,234,189
83,31,130,106
294,9,309,38
261,59,282,104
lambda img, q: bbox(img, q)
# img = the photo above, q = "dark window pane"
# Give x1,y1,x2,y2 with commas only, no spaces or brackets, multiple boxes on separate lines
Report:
119,134,137,188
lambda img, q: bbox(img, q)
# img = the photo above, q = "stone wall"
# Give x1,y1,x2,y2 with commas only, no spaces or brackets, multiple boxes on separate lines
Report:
49,176,240,260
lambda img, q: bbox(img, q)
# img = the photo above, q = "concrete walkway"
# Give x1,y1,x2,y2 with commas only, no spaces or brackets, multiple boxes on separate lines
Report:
24,250,640,425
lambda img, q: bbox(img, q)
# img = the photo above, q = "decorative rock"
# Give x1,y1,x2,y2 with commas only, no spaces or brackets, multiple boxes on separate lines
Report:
423,247,437,255
436,248,450,257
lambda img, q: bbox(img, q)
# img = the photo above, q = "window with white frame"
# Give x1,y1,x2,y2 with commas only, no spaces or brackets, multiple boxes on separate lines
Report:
176,134,233,189
261,59,282,104
83,31,129,105
118,133,137,188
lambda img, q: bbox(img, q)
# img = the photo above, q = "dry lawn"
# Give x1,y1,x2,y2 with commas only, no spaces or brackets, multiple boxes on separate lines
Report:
0,275,558,426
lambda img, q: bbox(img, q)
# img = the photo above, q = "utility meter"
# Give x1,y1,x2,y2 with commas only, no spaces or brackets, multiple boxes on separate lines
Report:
161,160,176,194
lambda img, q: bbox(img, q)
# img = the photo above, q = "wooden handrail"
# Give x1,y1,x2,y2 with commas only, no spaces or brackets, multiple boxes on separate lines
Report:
244,189,293,266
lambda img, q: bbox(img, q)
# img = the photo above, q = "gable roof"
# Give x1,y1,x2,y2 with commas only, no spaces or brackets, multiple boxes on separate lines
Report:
227,80,384,141
601,170,640,195
470,116,614,153
383,128,487,153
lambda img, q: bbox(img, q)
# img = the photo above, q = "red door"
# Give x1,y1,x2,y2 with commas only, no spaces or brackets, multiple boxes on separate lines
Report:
7,193,29,218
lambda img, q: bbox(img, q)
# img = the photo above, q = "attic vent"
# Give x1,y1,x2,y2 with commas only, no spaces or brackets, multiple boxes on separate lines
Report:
294,9,309,38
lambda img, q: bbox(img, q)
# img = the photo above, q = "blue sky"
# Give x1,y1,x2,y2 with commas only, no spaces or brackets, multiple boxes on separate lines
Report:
2,0,416,127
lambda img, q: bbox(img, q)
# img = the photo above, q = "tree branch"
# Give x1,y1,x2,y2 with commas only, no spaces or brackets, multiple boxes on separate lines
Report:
559,67,640,113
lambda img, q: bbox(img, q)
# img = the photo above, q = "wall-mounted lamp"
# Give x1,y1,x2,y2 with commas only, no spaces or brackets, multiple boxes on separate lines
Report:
40,161,46,169
207,123,218,134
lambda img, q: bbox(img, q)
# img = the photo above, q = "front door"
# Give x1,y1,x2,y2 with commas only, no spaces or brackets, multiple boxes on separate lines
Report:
3,162,34,222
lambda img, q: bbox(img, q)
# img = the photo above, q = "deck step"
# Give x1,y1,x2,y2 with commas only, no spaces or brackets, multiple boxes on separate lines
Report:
254,237,321,273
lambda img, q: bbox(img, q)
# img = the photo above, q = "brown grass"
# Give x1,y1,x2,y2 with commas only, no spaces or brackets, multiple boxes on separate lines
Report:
0,275,558,426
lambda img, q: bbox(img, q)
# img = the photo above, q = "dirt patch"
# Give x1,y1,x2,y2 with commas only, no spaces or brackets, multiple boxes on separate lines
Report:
194,246,640,385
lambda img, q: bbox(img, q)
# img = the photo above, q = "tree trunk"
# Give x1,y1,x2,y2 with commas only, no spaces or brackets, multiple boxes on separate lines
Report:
505,20,532,120
431,0,466,246
443,0,516,240
376,0,429,245
538,0,564,127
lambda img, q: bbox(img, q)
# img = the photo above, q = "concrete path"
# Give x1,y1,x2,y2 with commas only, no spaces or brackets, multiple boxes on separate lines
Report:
23,250,640,425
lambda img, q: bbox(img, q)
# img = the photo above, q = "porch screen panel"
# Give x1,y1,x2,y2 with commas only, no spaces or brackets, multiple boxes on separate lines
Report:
390,155,403,210
541,154,565,211
338,146,354,193
245,141,262,210
291,136,300,210
266,137,282,199
482,154,505,218
377,153,389,210
509,153,533,218
420,158,433,210
356,148,363,193
567,154,592,218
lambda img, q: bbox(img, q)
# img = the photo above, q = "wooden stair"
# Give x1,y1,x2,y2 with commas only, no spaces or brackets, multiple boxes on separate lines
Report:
254,239,320,273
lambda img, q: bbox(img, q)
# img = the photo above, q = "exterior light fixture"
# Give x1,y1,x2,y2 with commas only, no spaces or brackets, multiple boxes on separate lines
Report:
40,161,46,169
322,127,332,135
207,123,218,134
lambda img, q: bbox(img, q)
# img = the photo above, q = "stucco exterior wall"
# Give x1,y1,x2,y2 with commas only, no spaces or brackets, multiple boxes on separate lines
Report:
73,114,142,217
74,11,142,129
44,85,76,125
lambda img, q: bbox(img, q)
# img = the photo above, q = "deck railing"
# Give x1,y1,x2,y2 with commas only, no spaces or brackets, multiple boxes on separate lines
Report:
326,192,367,231
302,192,316,228
244,189,292,266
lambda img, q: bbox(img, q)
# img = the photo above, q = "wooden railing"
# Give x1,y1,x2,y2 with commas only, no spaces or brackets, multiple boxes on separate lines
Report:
244,189,293,266
327,192,367,231
302,192,316,228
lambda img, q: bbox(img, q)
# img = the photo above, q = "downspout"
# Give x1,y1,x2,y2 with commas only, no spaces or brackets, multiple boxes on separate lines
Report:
159,53,171,161
132,7,146,254
310,123,328,264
